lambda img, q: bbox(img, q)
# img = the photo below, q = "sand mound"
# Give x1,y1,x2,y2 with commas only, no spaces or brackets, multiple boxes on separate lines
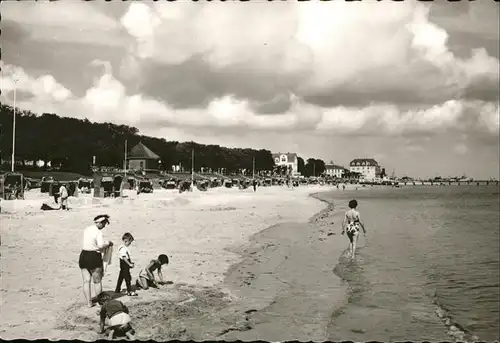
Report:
56,284,247,341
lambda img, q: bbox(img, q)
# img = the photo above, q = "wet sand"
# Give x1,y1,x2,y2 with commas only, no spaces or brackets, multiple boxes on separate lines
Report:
0,184,353,340
220,193,348,341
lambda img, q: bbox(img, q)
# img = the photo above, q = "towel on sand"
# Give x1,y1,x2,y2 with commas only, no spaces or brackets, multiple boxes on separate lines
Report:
102,245,113,272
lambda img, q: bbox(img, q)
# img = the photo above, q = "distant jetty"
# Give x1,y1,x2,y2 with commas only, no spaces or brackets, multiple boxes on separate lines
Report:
384,180,498,187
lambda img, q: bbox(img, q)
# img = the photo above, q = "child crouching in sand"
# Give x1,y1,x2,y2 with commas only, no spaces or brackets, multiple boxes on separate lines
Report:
136,254,169,290
96,293,135,340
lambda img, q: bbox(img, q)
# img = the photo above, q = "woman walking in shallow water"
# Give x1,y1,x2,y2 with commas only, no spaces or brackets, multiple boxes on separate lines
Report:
341,199,366,260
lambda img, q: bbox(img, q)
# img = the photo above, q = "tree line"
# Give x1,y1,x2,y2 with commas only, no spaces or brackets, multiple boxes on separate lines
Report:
0,104,326,177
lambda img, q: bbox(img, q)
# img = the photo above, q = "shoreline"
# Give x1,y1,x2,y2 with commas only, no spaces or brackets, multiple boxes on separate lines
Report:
314,188,485,343
217,190,348,341
121,188,345,341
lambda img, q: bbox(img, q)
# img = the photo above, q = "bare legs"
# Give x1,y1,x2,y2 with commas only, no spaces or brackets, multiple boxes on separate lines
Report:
137,276,149,290
81,268,103,307
94,277,103,296
81,269,93,307
347,231,360,260
106,324,135,340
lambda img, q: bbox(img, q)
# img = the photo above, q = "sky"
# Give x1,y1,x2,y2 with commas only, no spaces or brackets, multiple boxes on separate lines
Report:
1,0,499,179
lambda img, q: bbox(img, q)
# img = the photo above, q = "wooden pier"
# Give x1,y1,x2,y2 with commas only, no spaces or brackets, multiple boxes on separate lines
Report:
397,180,499,187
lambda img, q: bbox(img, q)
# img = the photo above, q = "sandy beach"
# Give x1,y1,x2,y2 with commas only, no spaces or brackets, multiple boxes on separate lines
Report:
0,184,356,340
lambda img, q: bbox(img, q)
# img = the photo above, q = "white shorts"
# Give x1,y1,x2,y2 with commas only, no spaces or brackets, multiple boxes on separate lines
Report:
108,312,131,327
138,269,150,280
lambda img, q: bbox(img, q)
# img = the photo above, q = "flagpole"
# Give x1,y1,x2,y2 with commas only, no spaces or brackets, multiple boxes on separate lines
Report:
191,149,194,185
11,77,18,172
252,157,255,179
124,139,128,179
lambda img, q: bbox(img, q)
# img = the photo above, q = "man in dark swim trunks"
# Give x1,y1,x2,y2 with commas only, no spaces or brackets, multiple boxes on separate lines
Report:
79,214,113,307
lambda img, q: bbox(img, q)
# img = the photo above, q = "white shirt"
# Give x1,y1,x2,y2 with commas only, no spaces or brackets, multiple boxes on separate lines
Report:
118,245,131,262
82,225,105,251
59,185,68,198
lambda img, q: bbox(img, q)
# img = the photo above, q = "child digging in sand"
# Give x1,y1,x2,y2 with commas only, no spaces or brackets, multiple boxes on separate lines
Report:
115,233,138,296
96,293,135,340
136,254,169,290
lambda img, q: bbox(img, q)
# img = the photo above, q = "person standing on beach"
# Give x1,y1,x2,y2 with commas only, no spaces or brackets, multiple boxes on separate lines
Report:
341,199,366,260
253,179,257,192
59,183,69,210
79,214,113,307
115,233,138,296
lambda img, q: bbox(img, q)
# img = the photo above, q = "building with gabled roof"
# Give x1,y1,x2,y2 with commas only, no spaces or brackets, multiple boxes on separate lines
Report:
127,142,160,171
325,162,348,178
272,152,299,176
349,158,381,180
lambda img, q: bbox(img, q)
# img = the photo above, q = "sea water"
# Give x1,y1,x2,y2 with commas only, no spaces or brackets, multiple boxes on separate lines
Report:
326,185,499,342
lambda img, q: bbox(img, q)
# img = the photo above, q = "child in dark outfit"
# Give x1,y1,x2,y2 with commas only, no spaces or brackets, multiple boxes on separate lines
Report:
115,233,138,296
96,293,135,339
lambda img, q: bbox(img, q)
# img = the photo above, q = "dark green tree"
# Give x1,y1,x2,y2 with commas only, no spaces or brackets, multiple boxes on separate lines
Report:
304,158,326,177
297,156,305,175
0,104,276,175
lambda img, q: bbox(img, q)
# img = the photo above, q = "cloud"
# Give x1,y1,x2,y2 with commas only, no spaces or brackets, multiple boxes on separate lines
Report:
117,1,498,110
454,143,469,155
1,1,126,46
1,2,498,149
0,62,72,103
2,62,498,142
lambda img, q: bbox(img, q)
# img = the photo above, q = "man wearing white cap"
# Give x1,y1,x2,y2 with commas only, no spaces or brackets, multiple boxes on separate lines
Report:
59,183,69,210
78,214,113,307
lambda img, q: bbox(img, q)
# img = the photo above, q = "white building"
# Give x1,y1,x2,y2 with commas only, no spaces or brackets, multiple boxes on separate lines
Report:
325,163,347,178
272,152,299,176
349,158,381,180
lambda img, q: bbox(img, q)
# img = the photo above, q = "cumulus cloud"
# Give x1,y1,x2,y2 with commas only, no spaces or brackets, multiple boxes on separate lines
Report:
1,1,498,144
119,1,498,109
2,61,498,141
0,62,72,103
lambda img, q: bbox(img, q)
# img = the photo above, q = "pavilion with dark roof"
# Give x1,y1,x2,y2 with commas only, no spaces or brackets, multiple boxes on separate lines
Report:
127,142,160,171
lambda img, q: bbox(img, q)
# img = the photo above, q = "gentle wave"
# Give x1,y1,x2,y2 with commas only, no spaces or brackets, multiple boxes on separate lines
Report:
433,294,480,342
325,186,499,341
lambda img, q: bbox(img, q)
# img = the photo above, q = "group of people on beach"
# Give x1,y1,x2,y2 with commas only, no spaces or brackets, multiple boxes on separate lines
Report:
78,214,170,339
75,196,366,339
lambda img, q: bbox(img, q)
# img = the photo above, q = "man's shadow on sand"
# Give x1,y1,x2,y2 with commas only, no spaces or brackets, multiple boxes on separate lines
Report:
91,290,126,304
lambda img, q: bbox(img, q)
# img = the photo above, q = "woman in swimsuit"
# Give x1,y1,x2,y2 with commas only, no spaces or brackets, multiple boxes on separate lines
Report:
341,199,366,260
